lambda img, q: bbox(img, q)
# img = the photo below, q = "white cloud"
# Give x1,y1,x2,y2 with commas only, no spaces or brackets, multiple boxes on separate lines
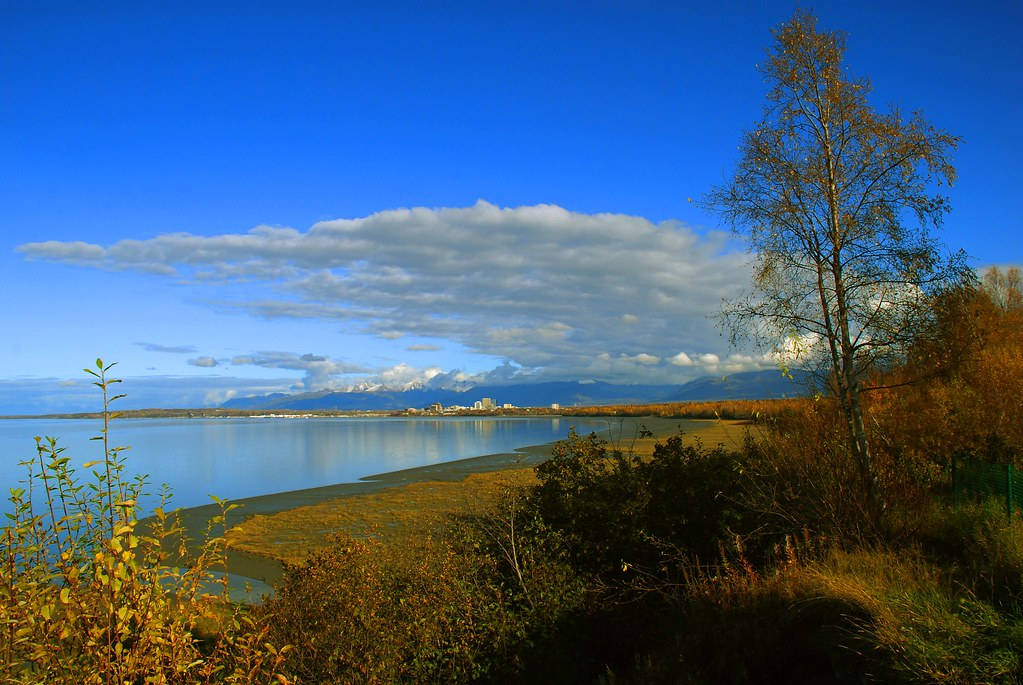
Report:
204,388,237,405
620,352,660,365
18,201,753,384
670,352,694,366
371,362,444,390
768,334,821,365
720,353,757,373
420,360,533,390
229,351,367,389
188,356,219,368
670,350,778,374
406,344,441,351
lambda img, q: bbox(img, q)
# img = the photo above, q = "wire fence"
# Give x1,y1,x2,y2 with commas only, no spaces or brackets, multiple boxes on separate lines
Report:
952,454,1023,517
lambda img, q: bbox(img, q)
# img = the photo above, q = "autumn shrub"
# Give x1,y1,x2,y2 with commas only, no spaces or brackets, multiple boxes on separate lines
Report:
486,429,755,680
561,397,805,420
258,531,524,683
450,487,612,682
450,485,587,628
529,429,751,579
0,361,288,683
726,390,954,546
866,269,1023,469
523,422,857,579
528,416,873,569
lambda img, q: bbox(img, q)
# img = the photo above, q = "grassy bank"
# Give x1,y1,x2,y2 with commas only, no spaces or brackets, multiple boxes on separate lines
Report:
225,419,750,565
168,415,678,584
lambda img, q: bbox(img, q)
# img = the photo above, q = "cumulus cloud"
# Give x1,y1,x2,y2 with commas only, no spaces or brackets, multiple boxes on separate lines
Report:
420,360,533,391
620,353,660,365
188,356,219,368
19,201,758,384
204,388,237,405
135,342,198,354
406,344,441,351
369,362,444,390
768,334,822,365
229,351,367,389
670,352,695,366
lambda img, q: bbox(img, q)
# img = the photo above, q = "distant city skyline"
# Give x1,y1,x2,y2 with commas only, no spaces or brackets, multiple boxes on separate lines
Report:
2,1,1020,413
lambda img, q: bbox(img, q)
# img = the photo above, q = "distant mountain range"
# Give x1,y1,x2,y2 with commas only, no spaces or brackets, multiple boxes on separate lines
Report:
221,369,809,411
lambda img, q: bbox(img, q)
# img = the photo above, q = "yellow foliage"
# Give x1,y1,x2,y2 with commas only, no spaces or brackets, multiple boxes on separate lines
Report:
0,361,291,683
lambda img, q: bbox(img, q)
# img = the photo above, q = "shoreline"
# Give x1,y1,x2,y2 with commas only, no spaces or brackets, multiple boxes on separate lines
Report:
169,416,728,592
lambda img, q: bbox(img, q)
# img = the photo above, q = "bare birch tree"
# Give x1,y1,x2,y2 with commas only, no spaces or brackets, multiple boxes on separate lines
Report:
707,11,968,513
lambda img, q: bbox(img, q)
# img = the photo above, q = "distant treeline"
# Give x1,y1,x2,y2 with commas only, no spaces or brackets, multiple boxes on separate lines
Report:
4,399,800,421
558,398,804,420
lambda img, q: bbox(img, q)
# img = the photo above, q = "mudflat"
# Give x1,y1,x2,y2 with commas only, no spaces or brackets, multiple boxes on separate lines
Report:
208,417,751,584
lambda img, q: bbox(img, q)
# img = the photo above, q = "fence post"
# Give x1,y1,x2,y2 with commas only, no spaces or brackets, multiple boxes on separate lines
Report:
1008,463,1015,519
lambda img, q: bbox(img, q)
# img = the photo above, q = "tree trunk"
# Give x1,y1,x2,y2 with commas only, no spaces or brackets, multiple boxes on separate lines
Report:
845,355,882,523
821,116,883,529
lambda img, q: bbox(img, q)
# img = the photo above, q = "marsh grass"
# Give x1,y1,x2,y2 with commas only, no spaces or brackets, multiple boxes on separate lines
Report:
808,545,1023,683
225,469,537,564
226,420,751,564
611,543,1023,684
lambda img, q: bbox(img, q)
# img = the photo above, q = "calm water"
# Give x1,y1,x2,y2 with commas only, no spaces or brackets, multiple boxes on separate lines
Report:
0,416,613,513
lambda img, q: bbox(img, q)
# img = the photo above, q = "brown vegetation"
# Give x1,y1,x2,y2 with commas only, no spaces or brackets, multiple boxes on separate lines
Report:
867,267,1023,465
560,398,804,420
225,419,750,564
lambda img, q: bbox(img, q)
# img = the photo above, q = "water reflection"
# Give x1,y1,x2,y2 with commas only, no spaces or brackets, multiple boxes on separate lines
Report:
0,416,610,513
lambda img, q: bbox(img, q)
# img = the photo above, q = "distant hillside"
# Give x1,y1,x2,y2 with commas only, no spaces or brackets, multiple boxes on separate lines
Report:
668,369,811,402
221,369,808,411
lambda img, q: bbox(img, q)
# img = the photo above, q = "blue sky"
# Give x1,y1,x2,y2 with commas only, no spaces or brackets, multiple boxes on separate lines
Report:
2,1,1021,413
